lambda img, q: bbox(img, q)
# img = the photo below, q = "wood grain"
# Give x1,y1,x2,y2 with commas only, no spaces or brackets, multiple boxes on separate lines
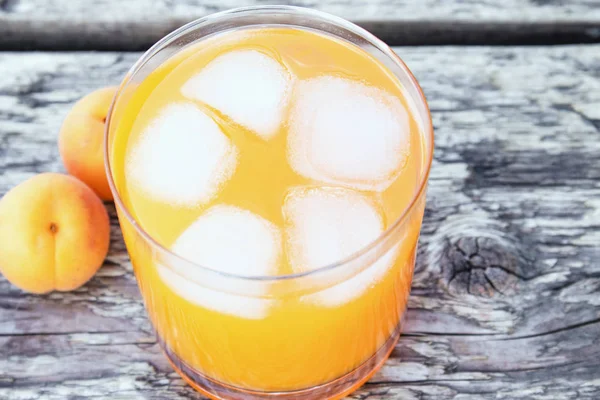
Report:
1,0,600,49
0,45,599,399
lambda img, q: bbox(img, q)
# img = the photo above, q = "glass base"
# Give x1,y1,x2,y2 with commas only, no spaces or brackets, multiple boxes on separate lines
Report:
159,324,402,400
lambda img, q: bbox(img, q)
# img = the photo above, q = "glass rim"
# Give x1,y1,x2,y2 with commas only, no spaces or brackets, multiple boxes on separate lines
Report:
104,5,434,283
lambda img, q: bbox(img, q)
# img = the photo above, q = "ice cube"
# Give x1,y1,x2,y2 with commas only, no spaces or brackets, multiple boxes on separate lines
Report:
158,205,281,319
181,50,293,140
283,186,396,306
126,102,238,206
172,205,281,277
288,76,410,192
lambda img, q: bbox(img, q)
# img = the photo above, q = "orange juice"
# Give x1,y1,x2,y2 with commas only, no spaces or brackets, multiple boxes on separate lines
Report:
108,23,430,399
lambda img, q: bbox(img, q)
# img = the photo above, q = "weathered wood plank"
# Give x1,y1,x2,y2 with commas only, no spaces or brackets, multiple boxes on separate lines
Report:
0,45,599,399
1,0,600,49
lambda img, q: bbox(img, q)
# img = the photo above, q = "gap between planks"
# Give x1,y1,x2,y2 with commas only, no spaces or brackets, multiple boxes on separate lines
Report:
0,19,599,51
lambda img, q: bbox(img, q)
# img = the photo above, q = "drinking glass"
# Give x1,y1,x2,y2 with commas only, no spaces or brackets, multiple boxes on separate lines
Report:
105,6,433,399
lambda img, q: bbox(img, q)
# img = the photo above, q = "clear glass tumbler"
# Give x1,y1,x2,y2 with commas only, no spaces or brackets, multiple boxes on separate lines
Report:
105,6,433,400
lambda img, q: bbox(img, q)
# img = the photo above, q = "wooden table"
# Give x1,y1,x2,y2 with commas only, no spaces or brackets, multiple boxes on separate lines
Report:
1,1,599,399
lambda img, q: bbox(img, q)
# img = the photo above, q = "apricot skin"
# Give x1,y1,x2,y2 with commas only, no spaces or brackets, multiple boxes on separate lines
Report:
0,173,110,294
59,87,117,201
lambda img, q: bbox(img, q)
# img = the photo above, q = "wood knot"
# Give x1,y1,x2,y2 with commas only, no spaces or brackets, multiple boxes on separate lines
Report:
442,236,526,297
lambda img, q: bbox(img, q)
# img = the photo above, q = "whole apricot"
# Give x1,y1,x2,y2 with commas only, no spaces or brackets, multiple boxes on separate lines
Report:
0,173,110,293
59,87,117,201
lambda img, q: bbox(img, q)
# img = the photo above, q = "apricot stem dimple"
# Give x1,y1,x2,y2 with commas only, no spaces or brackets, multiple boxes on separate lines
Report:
49,223,58,234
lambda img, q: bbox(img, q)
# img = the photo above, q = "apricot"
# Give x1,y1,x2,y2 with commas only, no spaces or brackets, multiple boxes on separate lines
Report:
59,86,117,201
0,173,110,294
